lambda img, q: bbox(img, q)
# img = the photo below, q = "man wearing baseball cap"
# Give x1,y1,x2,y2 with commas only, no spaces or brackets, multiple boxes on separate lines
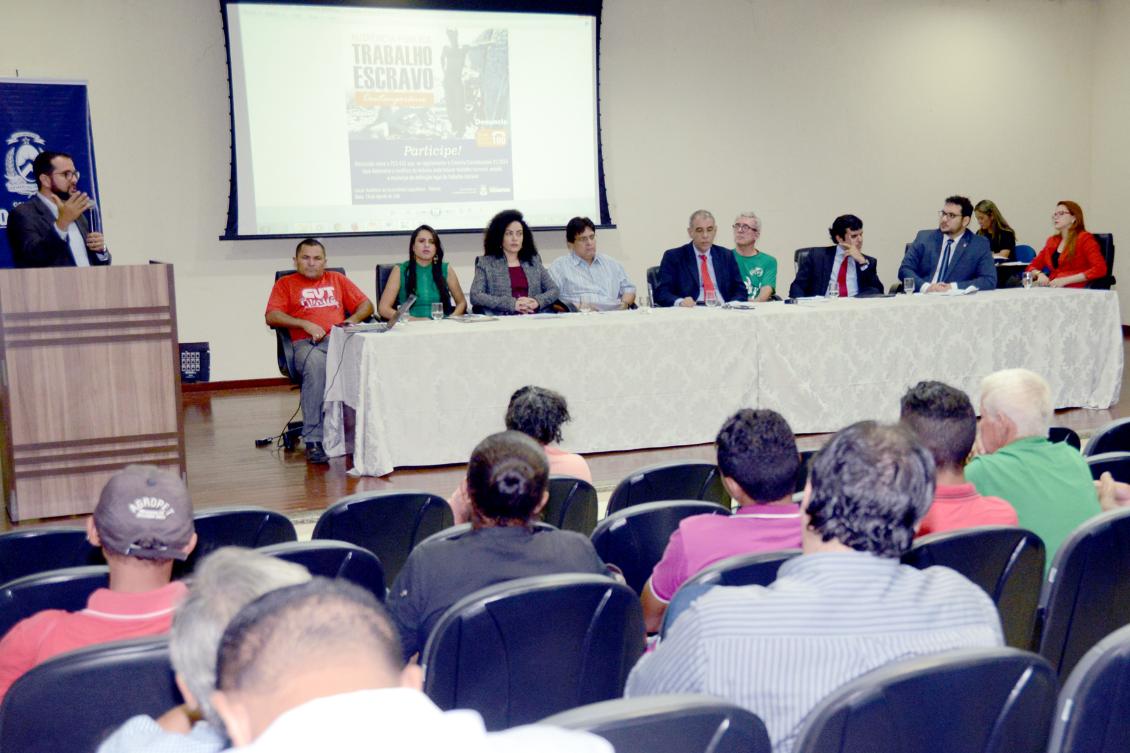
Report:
0,465,197,700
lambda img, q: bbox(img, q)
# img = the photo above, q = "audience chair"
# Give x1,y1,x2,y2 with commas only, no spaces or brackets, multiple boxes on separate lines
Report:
543,475,599,535
1085,452,1130,484
1046,623,1130,753
259,540,386,602
1036,507,1130,677
0,526,102,584
177,505,298,575
1013,244,1037,264
312,490,453,588
0,636,179,753
607,462,728,516
1049,426,1082,450
792,648,1057,753
1084,417,1130,457
271,267,347,382
1086,233,1116,290
660,549,801,637
902,527,1045,649
541,694,771,753
645,266,660,305
591,500,730,594
0,565,109,639
421,573,644,731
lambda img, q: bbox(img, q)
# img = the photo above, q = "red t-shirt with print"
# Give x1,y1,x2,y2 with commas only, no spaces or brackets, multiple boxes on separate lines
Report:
266,271,368,342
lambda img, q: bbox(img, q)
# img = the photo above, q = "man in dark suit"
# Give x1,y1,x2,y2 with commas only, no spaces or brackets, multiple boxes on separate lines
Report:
655,209,744,306
788,214,883,298
898,195,996,293
7,151,110,268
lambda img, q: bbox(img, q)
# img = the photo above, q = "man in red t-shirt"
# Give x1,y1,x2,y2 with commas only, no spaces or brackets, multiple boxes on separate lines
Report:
265,239,374,463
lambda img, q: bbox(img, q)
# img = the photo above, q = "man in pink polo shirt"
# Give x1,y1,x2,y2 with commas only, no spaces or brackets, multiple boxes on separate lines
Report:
641,409,803,633
0,465,197,700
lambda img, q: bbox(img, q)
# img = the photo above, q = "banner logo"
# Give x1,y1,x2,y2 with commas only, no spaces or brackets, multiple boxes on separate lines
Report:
4,131,46,197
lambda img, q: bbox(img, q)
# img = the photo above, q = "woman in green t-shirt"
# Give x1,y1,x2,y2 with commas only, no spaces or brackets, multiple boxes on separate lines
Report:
378,225,467,319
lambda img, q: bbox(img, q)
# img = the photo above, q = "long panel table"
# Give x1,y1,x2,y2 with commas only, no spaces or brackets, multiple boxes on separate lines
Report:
323,289,1123,477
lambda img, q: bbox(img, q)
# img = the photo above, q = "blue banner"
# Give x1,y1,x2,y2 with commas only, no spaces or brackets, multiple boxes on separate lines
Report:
0,79,100,268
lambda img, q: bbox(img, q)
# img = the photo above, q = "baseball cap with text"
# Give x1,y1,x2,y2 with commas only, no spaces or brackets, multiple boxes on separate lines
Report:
93,465,194,560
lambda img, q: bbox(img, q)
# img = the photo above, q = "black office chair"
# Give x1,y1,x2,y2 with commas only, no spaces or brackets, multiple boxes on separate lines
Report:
792,648,1057,753
1085,451,1130,483
591,500,730,594
1084,417,1130,456
177,506,298,575
374,263,397,318
0,565,109,639
902,527,1045,649
542,694,771,753
1086,233,1116,290
794,449,816,493
1047,623,1130,753
543,475,599,535
0,526,102,584
0,637,179,753
271,267,347,382
1048,426,1082,450
421,573,644,730
1036,507,1130,677
312,490,453,588
259,540,386,602
646,266,660,305
607,462,728,515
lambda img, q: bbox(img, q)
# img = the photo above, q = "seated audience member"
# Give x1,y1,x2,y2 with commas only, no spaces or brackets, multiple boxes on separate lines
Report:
898,195,996,293
788,214,882,298
448,385,591,524
625,422,1003,753
469,209,560,315
899,381,1018,536
641,409,802,632
548,217,636,310
731,212,777,301
1026,200,1107,288
974,199,1017,260
97,548,311,753
0,465,197,700
211,578,610,751
965,368,1100,563
377,224,467,319
654,209,745,306
265,238,375,464
391,431,607,660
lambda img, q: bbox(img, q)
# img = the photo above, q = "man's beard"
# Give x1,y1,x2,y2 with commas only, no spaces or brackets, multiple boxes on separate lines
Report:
51,187,71,201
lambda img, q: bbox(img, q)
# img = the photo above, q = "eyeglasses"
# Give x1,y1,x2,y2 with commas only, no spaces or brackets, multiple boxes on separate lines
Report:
53,170,80,181
1052,211,1072,218
732,223,760,233
938,211,962,220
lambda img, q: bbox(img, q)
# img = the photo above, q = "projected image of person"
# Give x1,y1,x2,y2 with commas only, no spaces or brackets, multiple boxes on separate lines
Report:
470,210,559,315
378,225,467,319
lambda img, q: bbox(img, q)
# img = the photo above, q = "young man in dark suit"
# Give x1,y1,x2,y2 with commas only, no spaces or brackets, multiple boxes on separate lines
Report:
898,195,996,293
789,214,883,298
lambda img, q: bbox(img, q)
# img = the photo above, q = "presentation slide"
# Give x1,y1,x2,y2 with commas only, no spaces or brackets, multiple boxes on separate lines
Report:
224,2,602,237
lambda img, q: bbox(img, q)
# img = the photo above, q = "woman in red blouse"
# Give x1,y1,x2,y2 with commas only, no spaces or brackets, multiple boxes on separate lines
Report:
1027,200,1107,288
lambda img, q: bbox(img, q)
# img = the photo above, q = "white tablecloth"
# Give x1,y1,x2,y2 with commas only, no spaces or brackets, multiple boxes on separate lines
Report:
322,289,1123,477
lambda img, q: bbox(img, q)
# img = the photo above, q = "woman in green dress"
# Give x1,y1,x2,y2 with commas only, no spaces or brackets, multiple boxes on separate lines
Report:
378,224,467,319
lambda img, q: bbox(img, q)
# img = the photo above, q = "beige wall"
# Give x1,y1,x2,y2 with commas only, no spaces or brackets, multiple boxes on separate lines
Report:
1,0,1120,381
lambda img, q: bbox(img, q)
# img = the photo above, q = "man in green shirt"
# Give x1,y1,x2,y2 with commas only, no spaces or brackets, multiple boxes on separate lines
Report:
965,368,1100,566
730,211,777,302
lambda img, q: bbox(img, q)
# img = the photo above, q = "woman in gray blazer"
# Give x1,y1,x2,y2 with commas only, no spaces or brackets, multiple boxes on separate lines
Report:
470,209,560,315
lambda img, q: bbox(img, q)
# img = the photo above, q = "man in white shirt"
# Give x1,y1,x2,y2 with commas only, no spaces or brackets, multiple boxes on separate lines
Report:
548,217,635,310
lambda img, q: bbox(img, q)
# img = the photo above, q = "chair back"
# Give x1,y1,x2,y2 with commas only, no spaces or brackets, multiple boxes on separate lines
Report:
902,527,1045,649
1047,623,1130,753
541,694,771,753
1087,233,1116,290
0,565,109,639
794,246,824,270
1085,451,1130,483
1013,244,1037,263
0,637,179,753
1036,507,1130,677
421,573,644,730
313,491,453,587
1048,426,1082,450
543,476,599,535
794,449,815,493
272,267,347,380
0,526,102,583
591,500,729,593
646,266,660,304
375,263,397,317
792,648,1057,753
259,540,386,602
178,506,298,575
1084,417,1130,456
607,462,727,515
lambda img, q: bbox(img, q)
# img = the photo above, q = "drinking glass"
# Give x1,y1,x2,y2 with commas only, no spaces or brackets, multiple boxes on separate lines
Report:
705,291,721,308
903,277,915,295
578,294,596,313
825,280,839,299
431,302,444,320
1022,272,1034,289
621,284,636,308
643,284,654,313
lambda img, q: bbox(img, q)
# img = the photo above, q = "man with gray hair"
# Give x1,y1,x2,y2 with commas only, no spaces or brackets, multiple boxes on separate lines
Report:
731,212,777,301
97,548,311,753
654,209,745,306
966,368,1100,564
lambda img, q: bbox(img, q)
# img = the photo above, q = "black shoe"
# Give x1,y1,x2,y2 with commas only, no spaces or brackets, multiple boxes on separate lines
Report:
305,441,329,464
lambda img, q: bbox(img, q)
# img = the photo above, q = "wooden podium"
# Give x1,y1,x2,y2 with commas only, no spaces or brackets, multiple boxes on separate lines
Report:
0,264,185,522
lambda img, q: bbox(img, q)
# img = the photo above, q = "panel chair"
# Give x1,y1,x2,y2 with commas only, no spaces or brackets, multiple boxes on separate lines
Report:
902,527,1045,649
375,263,397,318
259,540,386,602
1047,623,1130,753
794,449,816,493
543,475,599,535
542,694,772,753
591,501,730,594
0,565,109,639
177,506,298,575
1048,426,1082,450
607,462,728,516
1085,452,1130,484
646,266,660,306
312,490,454,588
1036,507,1130,678
421,573,644,730
0,636,178,753
1012,244,1037,264
1086,233,1116,290
0,526,102,584
1084,417,1130,457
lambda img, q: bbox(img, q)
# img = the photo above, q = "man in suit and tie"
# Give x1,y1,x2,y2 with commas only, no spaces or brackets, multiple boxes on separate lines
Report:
655,209,745,307
788,214,883,298
898,196,996,293
7,151,111,268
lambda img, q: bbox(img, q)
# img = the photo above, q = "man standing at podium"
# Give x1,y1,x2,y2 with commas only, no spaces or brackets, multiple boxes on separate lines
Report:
7,151,111,268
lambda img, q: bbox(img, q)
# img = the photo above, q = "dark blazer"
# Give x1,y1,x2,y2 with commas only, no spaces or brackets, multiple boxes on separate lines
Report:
468,254,559,315
788,246,883,298
7,196,111,268
898,229,995,291
654,243,744,306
